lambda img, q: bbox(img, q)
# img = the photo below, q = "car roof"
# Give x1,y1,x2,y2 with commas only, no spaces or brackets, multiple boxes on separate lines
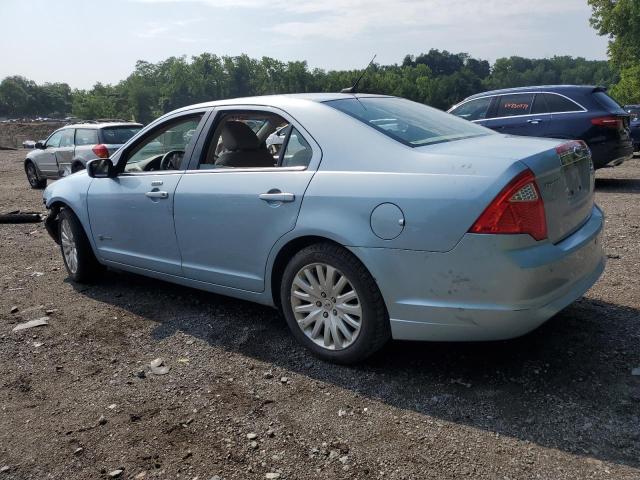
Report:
168,93,393,114
62,122,143,129
464,85,604,102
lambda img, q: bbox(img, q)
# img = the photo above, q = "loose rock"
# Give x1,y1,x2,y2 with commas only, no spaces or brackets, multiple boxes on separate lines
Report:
12,317,49,332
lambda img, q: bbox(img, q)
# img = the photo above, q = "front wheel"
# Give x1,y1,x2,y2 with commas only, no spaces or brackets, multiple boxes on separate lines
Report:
58,208,104,283
25,161,47,189
280,243,390,364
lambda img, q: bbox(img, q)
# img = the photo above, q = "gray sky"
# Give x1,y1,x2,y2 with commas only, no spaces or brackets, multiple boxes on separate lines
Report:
0,0,609,89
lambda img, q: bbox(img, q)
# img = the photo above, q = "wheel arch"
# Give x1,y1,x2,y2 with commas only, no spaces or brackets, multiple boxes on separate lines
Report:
268,234,375,309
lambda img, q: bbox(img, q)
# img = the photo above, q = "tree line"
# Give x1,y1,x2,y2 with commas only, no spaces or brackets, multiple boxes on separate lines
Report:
0,51,620,124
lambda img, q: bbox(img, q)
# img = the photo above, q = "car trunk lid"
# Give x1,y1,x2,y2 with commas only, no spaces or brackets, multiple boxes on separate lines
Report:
519,140,594,244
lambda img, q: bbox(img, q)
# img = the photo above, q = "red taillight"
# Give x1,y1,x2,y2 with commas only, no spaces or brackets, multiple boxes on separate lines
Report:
92,144,109,158
591,116,623,129
469,169,547,241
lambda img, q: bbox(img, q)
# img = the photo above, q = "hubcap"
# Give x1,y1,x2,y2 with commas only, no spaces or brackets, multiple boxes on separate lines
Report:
60,218,78,274
26,164,37,185
290,263,362,350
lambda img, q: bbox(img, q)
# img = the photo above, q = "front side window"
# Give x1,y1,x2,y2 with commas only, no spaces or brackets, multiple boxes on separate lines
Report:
327,97,492,147
46,130,64,148
495,94,534,118
450,97,492,121
198,111,303,169
76,129,99,146
123,114,204,172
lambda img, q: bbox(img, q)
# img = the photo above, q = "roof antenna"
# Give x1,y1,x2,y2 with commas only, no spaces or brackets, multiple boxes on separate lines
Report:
341,54,377,94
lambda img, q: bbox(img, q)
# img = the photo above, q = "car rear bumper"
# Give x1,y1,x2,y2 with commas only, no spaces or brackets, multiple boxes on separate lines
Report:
350,205,605,342
590,139,634,168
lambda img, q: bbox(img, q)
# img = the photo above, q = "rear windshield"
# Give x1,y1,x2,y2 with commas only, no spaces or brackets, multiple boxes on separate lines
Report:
325,97,492,147
101,126,142,144
593,91,626,114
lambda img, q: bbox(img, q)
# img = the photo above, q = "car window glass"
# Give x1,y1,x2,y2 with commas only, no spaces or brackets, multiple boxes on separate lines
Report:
102,127,141,144
495,94,534,117
123,114,204,173
60,129,75,147
46,130,63,148
450,97,492,121
541,93,579,113
197,111,290,169
280,127,312,168
76,129,99,146
531,94,549,115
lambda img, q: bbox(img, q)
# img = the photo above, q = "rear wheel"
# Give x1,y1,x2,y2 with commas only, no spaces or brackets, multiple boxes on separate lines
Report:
58,208,103,283
280,243,390,364
25,161,46,189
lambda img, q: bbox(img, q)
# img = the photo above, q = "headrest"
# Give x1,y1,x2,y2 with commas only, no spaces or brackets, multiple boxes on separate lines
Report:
221,121,261,150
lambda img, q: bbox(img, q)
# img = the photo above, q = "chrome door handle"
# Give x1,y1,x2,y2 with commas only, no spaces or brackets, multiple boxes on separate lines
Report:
145,191,168,199
527,119,543,124
259,192,295,202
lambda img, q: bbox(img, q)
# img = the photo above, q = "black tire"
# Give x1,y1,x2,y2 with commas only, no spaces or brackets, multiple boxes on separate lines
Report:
58,208,104,283
71,162,85,173
25,161,47,189
280,243,390,364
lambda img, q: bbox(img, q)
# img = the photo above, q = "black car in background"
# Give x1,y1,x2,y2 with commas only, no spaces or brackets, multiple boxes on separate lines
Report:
624,104,640,152
449,85,633,169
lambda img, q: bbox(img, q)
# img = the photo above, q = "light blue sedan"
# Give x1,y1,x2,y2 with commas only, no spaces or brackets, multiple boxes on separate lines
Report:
43,94,605,363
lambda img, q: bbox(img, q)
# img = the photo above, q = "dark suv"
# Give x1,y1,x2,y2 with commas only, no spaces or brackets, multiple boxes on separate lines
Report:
449,86,633,169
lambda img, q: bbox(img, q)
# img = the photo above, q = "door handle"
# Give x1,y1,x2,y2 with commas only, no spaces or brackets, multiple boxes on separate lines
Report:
527,119,543,124
259,192,295,202
145,191,169,199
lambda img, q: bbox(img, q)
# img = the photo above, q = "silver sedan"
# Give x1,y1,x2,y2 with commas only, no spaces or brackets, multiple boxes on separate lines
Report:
42,94,604,363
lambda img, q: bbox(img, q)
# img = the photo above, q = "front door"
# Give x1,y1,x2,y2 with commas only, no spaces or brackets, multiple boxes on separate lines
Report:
87,112,207,275
56,128,75,176
174,109,318,292
38,129,64,176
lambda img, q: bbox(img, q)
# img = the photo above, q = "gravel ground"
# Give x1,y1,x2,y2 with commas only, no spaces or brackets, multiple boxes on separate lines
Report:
0,149,639,480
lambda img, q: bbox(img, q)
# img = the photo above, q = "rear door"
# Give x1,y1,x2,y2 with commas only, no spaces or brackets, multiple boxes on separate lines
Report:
55,128,76,176
535,92,585,139
486,93,539,136
174,106,319,292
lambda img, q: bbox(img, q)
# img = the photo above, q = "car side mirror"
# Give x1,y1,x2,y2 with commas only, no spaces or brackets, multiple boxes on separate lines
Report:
35,141,46,150
87,158,116,178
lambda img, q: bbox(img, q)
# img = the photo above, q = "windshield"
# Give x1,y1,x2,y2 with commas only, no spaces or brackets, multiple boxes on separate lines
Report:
325,97,492,147
101,126,142,145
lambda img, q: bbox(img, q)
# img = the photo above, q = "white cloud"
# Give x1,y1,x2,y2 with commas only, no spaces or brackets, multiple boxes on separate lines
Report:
136,18,203,39
132,0,589,40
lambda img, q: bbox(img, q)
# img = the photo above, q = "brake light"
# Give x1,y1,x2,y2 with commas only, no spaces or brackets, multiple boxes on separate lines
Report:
591,116,623,129
469,169,547,241
92,144,109,158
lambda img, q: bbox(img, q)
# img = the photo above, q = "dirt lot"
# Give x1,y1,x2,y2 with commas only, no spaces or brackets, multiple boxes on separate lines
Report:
0,149,639,480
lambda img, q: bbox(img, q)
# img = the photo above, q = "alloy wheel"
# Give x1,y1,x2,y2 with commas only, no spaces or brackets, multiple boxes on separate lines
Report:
26,163,38,186
290,263,363,350
60,218,79,274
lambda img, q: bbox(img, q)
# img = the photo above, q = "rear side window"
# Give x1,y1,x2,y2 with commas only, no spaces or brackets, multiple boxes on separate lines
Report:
534,93,581,114
593,91,626,114
495,94,534,117
450,97,492,121
75,129,99,146
101,127,142,145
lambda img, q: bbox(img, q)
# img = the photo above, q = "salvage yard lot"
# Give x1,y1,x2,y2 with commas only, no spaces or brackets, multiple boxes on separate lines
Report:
0,149,639,479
